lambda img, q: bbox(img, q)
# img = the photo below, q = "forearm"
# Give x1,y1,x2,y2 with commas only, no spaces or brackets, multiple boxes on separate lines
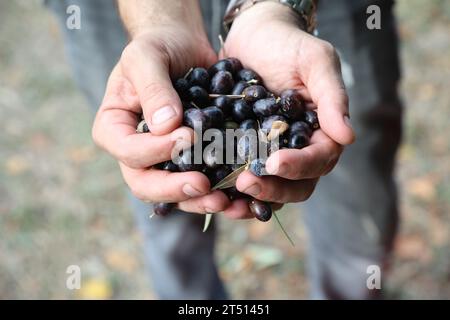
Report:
117,0,206,38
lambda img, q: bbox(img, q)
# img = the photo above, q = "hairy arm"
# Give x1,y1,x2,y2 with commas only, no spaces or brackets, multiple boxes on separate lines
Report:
117,0,207,38
91,1,230,214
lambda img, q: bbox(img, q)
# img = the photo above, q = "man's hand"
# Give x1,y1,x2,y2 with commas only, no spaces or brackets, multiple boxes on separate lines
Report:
92,1,231,214
221,2,355,219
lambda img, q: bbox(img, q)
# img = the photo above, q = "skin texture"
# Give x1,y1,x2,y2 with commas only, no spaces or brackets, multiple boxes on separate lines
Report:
221,2,355,219
93,0,231,213
92,0,355,218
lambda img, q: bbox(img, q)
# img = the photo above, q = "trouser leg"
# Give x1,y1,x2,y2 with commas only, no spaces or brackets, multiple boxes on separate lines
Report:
46,0,227,299
305,0,403,299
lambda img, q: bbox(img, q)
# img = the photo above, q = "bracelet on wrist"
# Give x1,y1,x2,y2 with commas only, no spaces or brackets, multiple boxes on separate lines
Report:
223,0,317,34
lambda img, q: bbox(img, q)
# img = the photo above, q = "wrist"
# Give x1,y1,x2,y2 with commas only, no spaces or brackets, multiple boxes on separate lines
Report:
227,1,304,44
230,1,303,36
118,0,206,39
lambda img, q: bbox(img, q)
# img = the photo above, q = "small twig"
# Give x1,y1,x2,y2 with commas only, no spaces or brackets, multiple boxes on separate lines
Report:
183,67,194,80
218,34,226,57
190,101,200,109
273,212,295,247
209,94,244,99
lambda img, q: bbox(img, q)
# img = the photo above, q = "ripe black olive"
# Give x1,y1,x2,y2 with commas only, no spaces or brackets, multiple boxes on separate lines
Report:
249,199,272,222
210,71,234,94
153,202,175,216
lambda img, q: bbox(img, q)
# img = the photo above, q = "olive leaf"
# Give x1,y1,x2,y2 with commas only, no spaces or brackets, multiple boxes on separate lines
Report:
183,67,193,80
203,125,260,232
208,94,244,99
203,214,213,233
273,212,295,247
190,101,200,109
203,163,248,232
211,163,248,190
267,120,289,141
246,79,259,85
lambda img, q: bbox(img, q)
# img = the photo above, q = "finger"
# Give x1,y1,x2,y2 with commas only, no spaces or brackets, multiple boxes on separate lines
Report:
235,171,318,203
272,203,284,211
222,199,254,220
95,109,194,168
120,164,211,203
296,85,312,102
177,191,231,214
265,130,343,180
299,36,355,145
222,199,284,220
93,67,194,168
121,41,183,135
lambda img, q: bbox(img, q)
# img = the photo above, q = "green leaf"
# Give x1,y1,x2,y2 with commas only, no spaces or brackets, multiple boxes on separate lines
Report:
273,212,295,247
204,163,249,232
203,214,213,233
183,67,193,80
211,164,247,190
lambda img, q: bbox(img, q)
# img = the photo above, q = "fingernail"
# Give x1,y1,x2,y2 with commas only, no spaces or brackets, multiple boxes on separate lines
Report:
265,159,277,175
182,184,204,197
205,207,216,214
243,184,261,196
344,115,353,129
152,105,177,125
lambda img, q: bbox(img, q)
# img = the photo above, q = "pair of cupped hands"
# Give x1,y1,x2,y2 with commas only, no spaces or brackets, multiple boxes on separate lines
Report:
92,2,355,219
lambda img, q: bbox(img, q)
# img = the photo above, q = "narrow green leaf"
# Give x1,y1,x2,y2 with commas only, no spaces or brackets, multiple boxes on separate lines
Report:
203,214,213,232
212,164,247,190
183,67,193,80
273,212,295,247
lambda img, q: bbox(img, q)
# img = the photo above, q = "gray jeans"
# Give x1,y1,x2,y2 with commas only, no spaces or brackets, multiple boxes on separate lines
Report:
47,0,402,299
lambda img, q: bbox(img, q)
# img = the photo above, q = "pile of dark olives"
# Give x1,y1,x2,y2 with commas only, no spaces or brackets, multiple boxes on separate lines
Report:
136,57,319,222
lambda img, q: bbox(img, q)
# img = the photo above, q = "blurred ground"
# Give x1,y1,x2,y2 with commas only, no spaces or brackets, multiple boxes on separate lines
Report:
0,0,449,299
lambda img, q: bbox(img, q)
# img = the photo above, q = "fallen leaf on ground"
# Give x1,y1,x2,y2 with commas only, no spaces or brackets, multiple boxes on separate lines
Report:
394,234,432,263
4,155,30,175
76,278,113,299
104,249,138,273
407,176,437,202
67,146,96,164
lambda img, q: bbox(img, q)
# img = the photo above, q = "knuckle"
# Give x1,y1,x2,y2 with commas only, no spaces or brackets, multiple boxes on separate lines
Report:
91,123,101,148
326,140,343,156
91,113,106,149
323,158,339,176
121,38,164,65
206,196,227,213
116,145,141,169
318,40,337,58
260,181,279,203
121,41,142,66
300,147,315,167
296,168,307,180
299,187,314,202
140,81,169,106
179,204,199,214
127,180,148,202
